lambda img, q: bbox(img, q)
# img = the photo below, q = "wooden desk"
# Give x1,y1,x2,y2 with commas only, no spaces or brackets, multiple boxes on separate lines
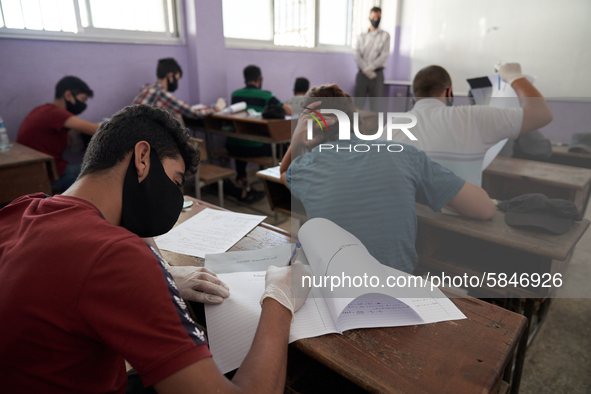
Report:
483,156,591,215
256,167,307,221
414,203,589,394
166,197,527,393
0,143,58,204
203,112,291,166
545,145,591,169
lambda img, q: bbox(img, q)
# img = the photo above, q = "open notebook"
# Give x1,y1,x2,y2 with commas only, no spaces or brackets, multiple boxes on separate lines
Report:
205,218,465,374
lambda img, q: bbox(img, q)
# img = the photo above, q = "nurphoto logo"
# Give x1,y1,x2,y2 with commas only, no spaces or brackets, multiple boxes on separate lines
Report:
305,108,418,152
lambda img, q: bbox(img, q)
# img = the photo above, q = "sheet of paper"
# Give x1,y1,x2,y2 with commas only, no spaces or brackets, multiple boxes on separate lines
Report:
257,166,281,179
205,272,338,374
155,208,265,258
482,139,508,170
191,104,206,110
205,244,292,274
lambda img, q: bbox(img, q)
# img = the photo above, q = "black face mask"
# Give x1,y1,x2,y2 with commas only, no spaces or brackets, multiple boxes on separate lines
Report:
120,149,184,237
66,96,87,115
167,76,178,92
370,18,380,28
446,88,454,106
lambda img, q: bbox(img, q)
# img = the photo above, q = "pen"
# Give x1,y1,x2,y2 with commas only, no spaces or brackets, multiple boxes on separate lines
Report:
288,242,301,266
498,73,500,90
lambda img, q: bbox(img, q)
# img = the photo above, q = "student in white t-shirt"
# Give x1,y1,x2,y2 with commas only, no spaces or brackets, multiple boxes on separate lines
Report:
392,63,553,186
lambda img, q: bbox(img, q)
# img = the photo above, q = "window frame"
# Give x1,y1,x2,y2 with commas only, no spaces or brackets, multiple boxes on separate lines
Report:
224,0,361,54
0,0,185,45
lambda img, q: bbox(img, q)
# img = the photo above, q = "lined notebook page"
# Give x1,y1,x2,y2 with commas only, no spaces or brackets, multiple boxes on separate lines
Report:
205,272,338,374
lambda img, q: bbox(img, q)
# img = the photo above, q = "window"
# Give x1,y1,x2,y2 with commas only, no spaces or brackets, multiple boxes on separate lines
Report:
222,0,382,52
0,0,182,44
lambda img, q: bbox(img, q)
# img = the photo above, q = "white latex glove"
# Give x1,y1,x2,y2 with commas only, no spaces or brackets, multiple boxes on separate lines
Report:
259,262,312,322
214,97,227,112
168,266,230,304
495,63,525,85
363,66,377,80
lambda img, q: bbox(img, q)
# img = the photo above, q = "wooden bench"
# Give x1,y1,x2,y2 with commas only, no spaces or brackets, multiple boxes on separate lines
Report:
483,156,591,215
189,138,236,208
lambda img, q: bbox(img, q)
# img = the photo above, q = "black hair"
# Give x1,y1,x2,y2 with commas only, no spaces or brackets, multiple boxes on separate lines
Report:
55,76,94,99
370,6,382,13
157,58,183,79
294,77,310,94
80,105,199,178
244,65,262,83
413,65,452,98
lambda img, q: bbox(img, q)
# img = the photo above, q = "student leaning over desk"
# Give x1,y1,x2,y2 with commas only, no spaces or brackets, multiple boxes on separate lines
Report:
280,84,496,274
0,105,311,394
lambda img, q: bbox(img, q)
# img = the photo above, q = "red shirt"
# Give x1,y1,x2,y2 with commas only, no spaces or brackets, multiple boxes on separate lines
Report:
17,104,73,175
0,194,211,393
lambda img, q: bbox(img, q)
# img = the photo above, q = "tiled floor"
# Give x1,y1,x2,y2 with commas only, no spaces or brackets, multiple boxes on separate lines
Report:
195,175,591,394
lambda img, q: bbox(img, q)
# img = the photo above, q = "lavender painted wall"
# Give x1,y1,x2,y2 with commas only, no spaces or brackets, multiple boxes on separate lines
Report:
2,0,588,146
0,38,190,140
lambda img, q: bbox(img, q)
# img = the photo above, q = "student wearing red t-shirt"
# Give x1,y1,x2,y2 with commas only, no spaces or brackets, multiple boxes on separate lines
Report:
17,76,101,194
0,104,311,394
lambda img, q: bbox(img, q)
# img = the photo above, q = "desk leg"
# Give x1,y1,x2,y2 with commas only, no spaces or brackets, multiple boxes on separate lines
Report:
271,143,278,167
510,298,535,394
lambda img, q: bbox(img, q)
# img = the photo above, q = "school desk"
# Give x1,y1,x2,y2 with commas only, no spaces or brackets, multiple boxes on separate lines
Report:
482,156,591,215
0,143,58,204
254,169,589,392
162,196,527,393
200,111,291,167
414,203,589,394
544,145,591,169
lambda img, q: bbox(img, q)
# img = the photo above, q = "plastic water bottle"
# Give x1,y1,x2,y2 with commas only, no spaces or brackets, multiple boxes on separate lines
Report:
0,116,12,152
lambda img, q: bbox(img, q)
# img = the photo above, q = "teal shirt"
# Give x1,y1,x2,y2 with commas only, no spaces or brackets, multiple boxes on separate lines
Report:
287,140,465,273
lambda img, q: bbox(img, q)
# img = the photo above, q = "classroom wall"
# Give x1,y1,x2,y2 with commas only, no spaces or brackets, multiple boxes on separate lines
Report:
3,0,584,145
0,38,191,141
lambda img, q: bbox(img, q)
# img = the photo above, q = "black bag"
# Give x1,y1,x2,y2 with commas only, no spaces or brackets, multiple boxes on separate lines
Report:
262,104,286,119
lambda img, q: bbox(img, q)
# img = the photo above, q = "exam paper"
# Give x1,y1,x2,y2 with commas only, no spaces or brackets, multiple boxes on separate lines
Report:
155,208,265,258
205,272,337,374
205,244,292,274
205,270,465,374
257,166,281,179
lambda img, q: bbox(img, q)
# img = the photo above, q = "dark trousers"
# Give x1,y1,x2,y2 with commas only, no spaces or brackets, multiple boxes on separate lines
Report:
354,69,384,112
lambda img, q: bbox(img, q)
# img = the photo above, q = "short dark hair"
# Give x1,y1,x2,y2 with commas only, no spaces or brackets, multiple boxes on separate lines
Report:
304,84,356,141
55,76,94,99
413,65,452,98
294,77,310,94
244,65,262,83
80,105,199,178
370,6,382,13
157,58,183,79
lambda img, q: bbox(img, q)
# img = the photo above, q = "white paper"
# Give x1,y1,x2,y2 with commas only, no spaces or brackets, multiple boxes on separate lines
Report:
205,273,337,374
191,104,206,110
257,166,281,179
155,208,265,258
205,219,466,374
219,101,247,114
205,244,292,274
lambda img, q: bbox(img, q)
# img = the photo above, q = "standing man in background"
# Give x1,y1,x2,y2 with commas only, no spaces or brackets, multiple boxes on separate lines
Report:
354,6,390,112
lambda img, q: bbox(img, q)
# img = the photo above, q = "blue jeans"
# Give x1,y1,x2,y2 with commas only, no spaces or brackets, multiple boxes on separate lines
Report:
51,164,81,194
